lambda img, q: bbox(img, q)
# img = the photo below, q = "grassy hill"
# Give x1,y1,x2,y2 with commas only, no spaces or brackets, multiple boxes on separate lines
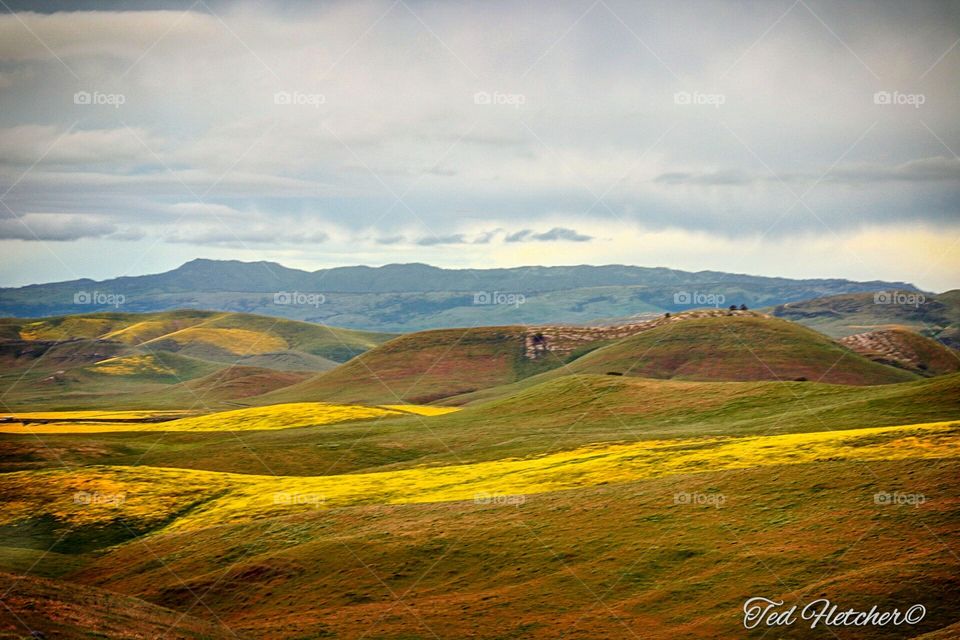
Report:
255,311,917,407
557,312,917,385
0,310,394,410
771,289,960,347
6,309,393,362
840,328,960,376
256,325,569,405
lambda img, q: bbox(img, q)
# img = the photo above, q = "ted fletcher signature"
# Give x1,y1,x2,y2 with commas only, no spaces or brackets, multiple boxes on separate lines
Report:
743,597,926,630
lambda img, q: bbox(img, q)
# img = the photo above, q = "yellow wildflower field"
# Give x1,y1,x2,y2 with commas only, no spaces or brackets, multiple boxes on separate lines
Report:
88,354,176,376
0,402,412,433
379,404,461,416
143,326,287,354
2,421,956,533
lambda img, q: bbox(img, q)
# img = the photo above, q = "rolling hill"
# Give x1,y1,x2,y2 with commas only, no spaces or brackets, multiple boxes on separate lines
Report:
557,311,918,385
257,310,918,407
772,289,960,347
0,310,394,410
255,325,560,405
0,258,923,331
840,328,960,376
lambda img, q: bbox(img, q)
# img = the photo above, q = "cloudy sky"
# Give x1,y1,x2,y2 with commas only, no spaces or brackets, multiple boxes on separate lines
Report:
0,0,958,290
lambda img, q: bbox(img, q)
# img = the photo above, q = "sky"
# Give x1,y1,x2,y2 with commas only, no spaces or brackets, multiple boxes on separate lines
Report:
0,0,958,290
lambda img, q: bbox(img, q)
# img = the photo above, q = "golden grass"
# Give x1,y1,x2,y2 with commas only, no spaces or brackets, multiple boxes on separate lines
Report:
3,421,956,532
379,404,461,416
101,320,179,344
0,402,404,433
143,327,287,355
88,354,175,376
18,318,118,341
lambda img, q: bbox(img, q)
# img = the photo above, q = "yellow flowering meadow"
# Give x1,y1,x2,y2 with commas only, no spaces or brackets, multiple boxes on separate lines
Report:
2,421,956,533
379,404,461,416
0,402,409,433
89,354,176,376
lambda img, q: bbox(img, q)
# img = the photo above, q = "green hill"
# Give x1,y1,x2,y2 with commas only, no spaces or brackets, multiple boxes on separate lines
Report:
0,310,394,410
255,325,568,405
559,312,916,385
253,311,917,407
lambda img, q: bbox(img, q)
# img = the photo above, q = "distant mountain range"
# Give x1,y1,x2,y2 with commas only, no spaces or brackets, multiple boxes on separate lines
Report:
0,259,925,332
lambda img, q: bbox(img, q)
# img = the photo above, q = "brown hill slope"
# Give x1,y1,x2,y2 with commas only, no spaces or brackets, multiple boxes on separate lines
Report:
840,328,960,376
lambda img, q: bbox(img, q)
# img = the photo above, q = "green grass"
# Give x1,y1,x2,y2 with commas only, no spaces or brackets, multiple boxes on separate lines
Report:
5,373,958,477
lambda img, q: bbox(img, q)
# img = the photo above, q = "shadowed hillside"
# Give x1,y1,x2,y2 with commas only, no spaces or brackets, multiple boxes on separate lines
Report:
0,572,234,639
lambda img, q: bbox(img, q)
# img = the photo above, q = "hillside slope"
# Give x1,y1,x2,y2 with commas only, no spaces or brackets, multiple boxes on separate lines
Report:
0,572,234,639
559,311,917,385
840,328,960,376
1,433,958,639
256,325,564,405
772,289,960,347
253,311,917,406
0,310,394,410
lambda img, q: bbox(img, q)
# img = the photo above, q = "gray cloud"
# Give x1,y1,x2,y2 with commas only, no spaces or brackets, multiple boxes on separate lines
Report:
506,227,593,242
0,214,116,241
654,157,960,187
416,234,467,246
0,1,957,288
